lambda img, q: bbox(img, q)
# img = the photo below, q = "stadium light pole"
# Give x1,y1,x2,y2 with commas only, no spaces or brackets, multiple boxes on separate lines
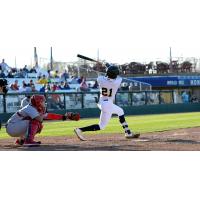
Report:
97,48,99,62
50,47,53,71
169,47,172,72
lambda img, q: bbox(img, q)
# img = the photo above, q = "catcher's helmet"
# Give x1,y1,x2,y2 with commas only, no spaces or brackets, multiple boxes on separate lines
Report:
106,65,119,79
30,95,46,113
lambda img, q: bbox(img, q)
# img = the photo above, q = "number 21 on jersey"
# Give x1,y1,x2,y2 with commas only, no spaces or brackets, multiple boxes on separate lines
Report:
102,87,112,97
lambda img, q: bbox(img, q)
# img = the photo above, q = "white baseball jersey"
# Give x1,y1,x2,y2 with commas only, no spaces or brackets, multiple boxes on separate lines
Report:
97,76,122,102
97,76,124,130
6,104,40,137
7,104,39,124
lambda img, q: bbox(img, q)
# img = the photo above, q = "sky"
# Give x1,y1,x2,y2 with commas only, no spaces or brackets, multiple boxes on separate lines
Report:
1,0,200,67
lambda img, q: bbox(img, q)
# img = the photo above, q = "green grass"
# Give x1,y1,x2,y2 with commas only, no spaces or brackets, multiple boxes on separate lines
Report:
1,112,200,139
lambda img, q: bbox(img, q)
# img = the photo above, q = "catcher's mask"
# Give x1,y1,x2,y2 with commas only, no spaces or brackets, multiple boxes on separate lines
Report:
106,65,119,79
30,95,46,113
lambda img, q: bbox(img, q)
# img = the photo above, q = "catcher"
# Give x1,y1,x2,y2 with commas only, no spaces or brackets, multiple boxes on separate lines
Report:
6,94,80,146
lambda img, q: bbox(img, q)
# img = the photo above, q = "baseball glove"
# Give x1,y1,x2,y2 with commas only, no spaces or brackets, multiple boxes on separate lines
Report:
66,112,80,121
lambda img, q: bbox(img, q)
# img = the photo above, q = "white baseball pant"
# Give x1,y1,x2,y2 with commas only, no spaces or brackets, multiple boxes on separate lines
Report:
97,99,124,130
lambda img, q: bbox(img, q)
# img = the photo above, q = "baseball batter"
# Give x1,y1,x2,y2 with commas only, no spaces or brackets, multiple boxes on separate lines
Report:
74,65,140,141
6,94,80,146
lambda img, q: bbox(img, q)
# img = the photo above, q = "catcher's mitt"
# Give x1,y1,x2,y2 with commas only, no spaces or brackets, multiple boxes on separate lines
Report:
66,112,80,121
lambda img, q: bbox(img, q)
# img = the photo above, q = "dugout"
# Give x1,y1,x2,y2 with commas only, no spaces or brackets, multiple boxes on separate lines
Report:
1,90,200,123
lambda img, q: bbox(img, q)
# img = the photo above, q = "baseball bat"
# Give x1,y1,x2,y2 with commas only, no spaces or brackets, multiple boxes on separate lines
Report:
77,54,98,63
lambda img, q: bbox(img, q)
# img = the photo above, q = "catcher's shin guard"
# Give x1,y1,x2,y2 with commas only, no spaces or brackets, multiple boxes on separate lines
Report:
24,120,42,146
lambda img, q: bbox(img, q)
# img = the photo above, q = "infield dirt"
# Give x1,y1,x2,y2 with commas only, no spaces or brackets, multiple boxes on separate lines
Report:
1,127,200,151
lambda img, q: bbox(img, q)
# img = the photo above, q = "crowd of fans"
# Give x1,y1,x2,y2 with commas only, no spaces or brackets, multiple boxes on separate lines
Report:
0,58,101,93
0,57,196,81
0,57,197,98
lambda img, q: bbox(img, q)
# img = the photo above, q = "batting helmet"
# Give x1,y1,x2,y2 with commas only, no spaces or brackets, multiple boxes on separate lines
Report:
106,65,119,79
30,95,46,113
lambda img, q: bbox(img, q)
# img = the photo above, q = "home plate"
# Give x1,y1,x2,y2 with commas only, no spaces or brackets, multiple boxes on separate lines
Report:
135,139,149,142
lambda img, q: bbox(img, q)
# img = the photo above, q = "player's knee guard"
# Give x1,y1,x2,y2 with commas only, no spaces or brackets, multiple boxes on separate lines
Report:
26,120,43,141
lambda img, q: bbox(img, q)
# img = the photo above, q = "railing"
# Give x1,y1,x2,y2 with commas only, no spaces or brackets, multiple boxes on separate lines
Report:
0,90,192,113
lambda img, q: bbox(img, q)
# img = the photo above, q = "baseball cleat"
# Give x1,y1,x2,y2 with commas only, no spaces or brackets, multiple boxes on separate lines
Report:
125,132,140,139
74,128,87,141
14,139,25,146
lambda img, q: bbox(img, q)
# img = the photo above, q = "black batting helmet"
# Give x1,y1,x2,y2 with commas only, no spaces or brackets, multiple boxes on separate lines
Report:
106,65,119,79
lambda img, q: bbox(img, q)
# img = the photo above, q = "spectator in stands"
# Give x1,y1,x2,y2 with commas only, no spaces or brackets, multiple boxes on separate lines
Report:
39,84,46,93
37,75,48,84
22,80,28,87
58,81,70,90
121,82,129,91
92,80,99,89
47,70,53,79
77,76,84,84
18,85,26,92
63,82,70,90
23,65,29,74
49,85,65,109
29,66,37,73
58,81,65,90
10,80,19,91
0,70,6,78
37,75,41,81
31,85,38,92
70,76,78,84
181,91,189,103
45,83,51,92
7,71,14,78
11,67,17,74
47,77,52,84
191,95,198,103
29,79,34,87
19,81,28,92
17,69,25,78
129,83,134,92
60,70,69,81
0,59,10,72
54,70,59,78
80,78,90,92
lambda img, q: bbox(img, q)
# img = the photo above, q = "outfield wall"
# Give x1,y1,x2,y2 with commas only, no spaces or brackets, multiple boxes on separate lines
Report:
1,103,200,123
